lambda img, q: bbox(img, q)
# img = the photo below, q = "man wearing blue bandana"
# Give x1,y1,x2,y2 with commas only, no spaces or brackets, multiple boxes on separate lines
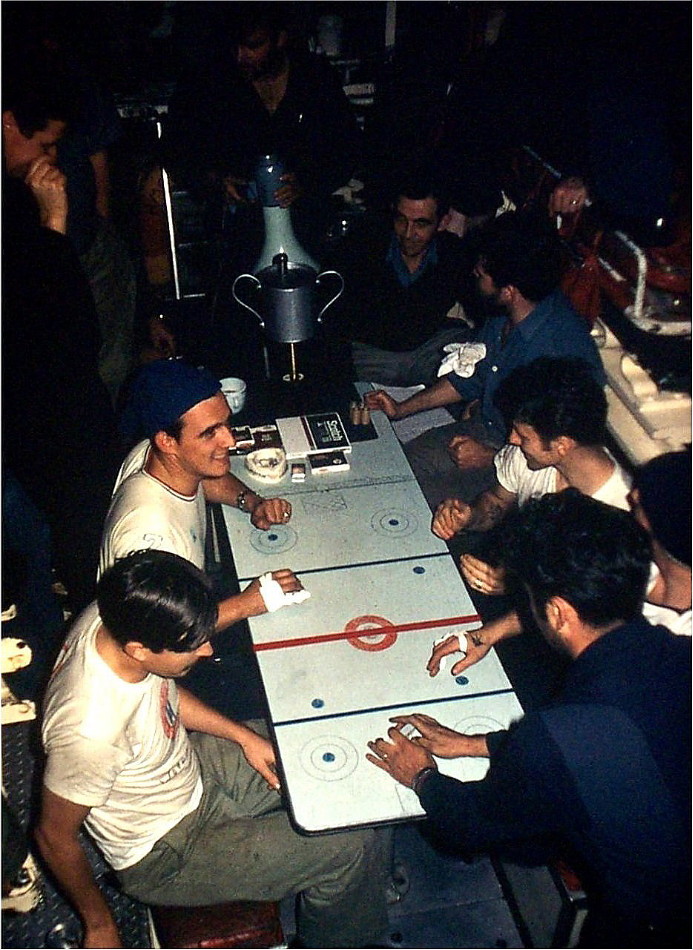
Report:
101,359,299,635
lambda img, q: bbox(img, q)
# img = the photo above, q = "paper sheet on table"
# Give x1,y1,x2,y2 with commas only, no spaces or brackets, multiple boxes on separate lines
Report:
366,384,455,444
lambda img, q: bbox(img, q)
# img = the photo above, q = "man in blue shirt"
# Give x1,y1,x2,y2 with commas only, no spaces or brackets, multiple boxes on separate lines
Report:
365,211,605,508
368,491,691,949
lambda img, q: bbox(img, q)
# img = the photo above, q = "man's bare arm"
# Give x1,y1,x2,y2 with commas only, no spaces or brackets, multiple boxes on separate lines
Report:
432,482,516,539
89,150,111,219
215,568,303,632
464,482,517,532
178,687,279,790
35,787,122,949
364,376,462,420
202,472,291,530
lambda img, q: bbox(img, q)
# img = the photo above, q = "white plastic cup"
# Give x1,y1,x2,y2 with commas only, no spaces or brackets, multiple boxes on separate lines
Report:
220,377,247,414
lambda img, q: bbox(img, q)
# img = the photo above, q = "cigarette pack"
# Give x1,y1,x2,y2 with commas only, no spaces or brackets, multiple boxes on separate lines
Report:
309,451,351,474
231,426,254,450
291,462,307,482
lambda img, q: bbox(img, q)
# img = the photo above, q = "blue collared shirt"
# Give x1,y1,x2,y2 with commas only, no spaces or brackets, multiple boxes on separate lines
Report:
386,234,439,288
447,290,605,444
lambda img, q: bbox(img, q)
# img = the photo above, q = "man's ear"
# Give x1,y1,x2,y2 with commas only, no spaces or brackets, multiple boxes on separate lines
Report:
152,429,177,455
552,435,576,459
123,641,149,664
2,110,18,133
276,29,289,49
546,595,578,633
437,210,454,232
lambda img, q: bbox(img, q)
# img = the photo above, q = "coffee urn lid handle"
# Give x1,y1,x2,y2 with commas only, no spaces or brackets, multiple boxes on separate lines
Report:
273,253,289,280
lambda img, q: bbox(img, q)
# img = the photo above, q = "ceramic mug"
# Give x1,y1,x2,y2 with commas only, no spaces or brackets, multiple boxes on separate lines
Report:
220,377,247,414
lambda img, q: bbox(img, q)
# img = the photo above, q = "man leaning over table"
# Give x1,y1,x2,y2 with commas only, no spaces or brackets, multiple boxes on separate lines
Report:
368,491,691,949
37,550,390,949
432,355,631,595
100,358,301,632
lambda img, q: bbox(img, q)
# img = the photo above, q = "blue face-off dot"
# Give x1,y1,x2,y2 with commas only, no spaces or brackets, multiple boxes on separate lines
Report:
268,533,279,542
311,698,324,708
388,518,399,526
456,675,469,686
413,566,425,574
322,752,336,763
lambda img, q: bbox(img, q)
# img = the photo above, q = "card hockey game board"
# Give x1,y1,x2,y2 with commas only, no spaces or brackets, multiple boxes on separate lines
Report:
219,410,523,832
223,479,450,578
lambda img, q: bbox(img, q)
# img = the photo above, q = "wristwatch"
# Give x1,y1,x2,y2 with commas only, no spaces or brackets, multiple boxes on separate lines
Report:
236,490,251,512
411,765,438,796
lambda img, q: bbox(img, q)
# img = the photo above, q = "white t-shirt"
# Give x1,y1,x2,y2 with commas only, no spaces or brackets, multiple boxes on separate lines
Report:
643,601,692,637
494,444,632,509
99,440,207,578
643,564,692,636
42,603,203,870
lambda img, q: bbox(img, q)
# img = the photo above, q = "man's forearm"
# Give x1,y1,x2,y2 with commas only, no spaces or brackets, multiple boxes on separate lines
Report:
35,825,119,943
203,472,262,512
466,490,514,532
215,589,261,631
178,686,257,745
477,611,522,647
398,377,463,418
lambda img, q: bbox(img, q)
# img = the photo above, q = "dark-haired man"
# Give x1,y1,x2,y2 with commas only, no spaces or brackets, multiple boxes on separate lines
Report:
326,166,478,386
364,211,605,509
3,68,120,614
163,1,361,266
431,356,630,594
37,550,389,950
631,450,692,637
368,491,691,949
427,357,631,681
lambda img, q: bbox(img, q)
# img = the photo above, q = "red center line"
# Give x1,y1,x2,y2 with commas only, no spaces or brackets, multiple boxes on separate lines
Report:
253,614,480,652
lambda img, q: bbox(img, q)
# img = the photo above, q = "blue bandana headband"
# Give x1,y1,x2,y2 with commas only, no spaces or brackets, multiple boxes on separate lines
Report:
120,359,221,443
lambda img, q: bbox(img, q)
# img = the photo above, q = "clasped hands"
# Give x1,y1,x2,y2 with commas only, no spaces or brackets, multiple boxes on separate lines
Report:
223,171,303,208
25,156,68,232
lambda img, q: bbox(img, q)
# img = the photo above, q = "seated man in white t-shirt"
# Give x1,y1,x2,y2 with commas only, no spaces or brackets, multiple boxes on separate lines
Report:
37,550,389,949
629,449,692,636
428,357,633,677
102,360,303,632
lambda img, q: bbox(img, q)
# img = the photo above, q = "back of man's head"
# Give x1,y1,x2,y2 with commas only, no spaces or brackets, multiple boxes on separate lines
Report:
633,449,692,567
495,356,607,445
97,550,218,653
473,210,566,302
503,489,652,629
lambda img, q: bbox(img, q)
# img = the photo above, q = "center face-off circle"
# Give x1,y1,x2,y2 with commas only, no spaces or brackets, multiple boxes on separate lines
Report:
249,524,298,555
300,735,359,782
370,508,418,538
345,615,397,651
